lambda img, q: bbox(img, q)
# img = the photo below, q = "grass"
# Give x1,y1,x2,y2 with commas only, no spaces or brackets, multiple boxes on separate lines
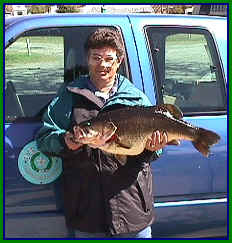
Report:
5,36,64,96
165,34,211,83
5,53,62,67
5,36,64,68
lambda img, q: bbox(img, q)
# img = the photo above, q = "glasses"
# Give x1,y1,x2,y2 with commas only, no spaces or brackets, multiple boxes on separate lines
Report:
90,54,118,67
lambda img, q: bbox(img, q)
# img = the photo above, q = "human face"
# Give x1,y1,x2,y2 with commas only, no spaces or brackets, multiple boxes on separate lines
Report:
87,47,122,87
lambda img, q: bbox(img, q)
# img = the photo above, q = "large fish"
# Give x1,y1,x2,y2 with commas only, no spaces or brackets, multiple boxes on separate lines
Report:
75,104,220,157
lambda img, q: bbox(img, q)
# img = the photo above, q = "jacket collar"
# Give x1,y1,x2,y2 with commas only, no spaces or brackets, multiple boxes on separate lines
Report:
67,86,104,108
66,74,142,109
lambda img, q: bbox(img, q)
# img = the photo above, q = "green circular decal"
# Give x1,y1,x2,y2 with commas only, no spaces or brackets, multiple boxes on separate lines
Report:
18,141,62,184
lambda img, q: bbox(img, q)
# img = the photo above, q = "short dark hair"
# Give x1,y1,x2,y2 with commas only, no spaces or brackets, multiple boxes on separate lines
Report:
85,28,124,59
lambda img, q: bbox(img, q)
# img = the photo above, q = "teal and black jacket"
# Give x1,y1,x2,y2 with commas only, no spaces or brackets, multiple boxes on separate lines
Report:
36,75,161,235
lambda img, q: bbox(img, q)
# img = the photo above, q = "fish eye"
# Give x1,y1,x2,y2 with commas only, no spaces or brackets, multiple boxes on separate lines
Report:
86,122,91,126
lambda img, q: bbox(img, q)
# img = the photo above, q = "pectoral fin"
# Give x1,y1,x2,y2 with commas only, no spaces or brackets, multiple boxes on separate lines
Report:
115,138,132,149
167,139,181,145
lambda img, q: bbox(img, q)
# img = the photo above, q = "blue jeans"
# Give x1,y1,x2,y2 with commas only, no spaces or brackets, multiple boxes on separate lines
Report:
74,226,152,238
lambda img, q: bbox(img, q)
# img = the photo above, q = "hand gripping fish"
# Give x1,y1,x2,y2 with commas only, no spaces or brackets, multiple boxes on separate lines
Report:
75,104,220,157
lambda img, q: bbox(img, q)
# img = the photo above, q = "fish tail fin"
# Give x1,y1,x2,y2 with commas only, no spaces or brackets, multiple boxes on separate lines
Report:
192,128,220,157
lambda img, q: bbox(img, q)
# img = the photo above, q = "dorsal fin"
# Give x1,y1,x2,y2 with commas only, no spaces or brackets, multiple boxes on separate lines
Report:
155,104,183,120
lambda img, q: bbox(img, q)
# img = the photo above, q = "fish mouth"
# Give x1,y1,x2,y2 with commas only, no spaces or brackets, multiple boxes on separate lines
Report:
79,127,98,138
77,127,86,138
76,126,92,139
81,127,89,137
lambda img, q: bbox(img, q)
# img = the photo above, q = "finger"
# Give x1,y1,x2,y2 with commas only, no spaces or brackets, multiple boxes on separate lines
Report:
65,131,74,141
73,125,78,134
74,126,84,140
150,131,157,148
73,126,78,137
161,132,168,145
158,131,162,143
155,130,161,146
64,132,80,149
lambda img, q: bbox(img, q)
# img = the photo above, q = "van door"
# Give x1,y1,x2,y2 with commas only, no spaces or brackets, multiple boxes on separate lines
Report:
145,26,227,197
5,27,69,238
4,16,134,238
130,17,227,237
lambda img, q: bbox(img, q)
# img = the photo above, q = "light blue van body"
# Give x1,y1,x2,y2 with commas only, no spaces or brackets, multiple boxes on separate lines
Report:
4,14,228,239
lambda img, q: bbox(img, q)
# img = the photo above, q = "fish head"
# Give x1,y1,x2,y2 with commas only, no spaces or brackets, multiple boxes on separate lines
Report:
78,119,117,142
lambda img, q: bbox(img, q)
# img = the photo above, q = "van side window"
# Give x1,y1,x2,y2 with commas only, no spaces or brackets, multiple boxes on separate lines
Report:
5,29,64,122
5,26,128,123
146,27,227,114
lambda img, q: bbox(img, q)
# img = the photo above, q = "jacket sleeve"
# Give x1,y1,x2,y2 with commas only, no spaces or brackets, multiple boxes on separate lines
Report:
35,117,67,156
35,84,73,156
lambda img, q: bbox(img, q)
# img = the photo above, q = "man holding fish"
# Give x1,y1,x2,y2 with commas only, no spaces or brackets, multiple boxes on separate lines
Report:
36,28,219,238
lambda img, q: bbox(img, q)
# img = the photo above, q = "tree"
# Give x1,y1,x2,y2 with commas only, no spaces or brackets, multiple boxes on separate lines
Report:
169,5,188,14
151,5,189,14
56,5,83,13
27,5,51,14
151,5,163,14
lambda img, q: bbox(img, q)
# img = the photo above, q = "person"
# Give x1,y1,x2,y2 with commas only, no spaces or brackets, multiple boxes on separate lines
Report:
36,28,168,238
